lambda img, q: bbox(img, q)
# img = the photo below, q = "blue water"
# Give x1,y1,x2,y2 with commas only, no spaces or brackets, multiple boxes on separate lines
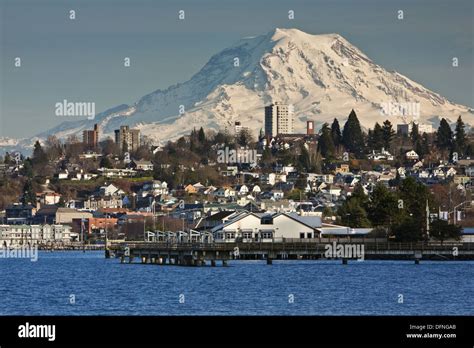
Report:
0,251,472,315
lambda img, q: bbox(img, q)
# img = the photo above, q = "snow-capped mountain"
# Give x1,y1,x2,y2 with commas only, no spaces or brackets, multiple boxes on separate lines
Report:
5,28,474,151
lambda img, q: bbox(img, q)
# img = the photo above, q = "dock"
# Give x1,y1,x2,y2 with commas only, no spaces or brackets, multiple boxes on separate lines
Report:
108,240,474,265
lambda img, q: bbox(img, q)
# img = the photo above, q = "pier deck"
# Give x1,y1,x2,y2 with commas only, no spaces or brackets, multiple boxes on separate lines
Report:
108,240,474,265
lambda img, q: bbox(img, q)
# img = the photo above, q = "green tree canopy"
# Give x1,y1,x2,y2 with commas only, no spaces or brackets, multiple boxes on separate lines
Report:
318,123,336,159
330,118,342,147
454,116,467,157
436,118,453,151
342,109,365,157
430,219,462,243
367,122,384,151
382,120,395,150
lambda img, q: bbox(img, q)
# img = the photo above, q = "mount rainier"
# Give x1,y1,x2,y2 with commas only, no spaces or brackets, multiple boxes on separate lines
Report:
3,28,473,151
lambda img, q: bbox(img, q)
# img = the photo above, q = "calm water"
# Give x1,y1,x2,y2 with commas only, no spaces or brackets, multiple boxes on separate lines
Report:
0,251,472,315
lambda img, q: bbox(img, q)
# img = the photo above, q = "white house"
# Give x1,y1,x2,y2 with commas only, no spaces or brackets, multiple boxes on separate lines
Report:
368,148,394,161
418,170,430,179
57,170,69,180
193,182,205,191
397,167,406,178
271,190,284,200
40,192,61,205
237,185,249,196
211,212,318,242
139,180,168,197
405,150,419,161
214,187,236,198
203,186,217,195
261,173,287,186
211,212,372,242
446,167,457,177
100,184,124,197
131,160,154,171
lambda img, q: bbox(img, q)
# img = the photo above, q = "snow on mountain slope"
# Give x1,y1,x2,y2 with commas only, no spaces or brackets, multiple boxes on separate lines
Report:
11,28,474,149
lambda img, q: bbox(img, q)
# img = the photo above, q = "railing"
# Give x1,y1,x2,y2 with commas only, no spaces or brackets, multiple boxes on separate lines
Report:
110,241,471,252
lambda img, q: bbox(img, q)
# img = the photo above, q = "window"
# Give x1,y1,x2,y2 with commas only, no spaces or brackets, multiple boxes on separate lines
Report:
243,232,252,239
261,232,273,239
307,233,313,239
261,215,273,225
300,233,305,239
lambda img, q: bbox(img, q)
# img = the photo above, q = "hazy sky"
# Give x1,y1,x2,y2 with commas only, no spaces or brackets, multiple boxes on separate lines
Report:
1,0,473,138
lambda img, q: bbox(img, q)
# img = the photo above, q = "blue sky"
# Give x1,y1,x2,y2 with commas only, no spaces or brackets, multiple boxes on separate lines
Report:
1,0,473,138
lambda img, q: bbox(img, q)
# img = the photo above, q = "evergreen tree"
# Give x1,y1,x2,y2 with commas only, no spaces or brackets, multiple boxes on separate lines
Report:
410,122,420,146
338,198,371,228
32,141,48,167
420,133,430,158
342,109,365,156
21,159,34,178
198,127,206,143
368,122,384,151
415,139,424,159
430,219,462,243
367,129,373,150
392,217,423,242
382,120,395,149
367,183,402,227
21,180,36,205
236,129,253,147
330,118,342,147
398,177,432,240
297,143,311,171
454,116,467,156
436,118,453,151
352,183,369,207
318,123,336,159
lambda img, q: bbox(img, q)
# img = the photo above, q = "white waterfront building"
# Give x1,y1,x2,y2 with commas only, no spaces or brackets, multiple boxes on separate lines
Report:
0,224,78,247
211,211,371,242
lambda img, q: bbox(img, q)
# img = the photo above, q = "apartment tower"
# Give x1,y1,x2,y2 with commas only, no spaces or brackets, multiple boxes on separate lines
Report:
264,102,294,137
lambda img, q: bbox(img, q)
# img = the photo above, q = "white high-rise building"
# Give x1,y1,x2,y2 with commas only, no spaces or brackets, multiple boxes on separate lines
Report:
264,102,294,137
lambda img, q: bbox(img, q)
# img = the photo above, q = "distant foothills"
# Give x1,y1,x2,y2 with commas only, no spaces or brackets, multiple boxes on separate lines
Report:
0,107,472,245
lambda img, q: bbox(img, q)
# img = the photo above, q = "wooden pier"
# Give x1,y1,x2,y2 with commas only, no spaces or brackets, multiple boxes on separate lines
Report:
107,240,474,266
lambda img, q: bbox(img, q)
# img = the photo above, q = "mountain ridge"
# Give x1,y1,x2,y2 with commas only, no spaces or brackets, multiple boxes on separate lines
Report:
2,28,472,152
